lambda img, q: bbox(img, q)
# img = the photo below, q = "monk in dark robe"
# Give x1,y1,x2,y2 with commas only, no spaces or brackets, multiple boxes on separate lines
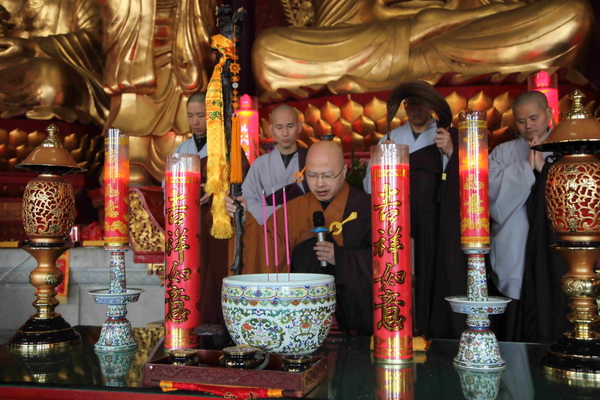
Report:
426,127,467,339
226,141,373,334
363,81,465,338
515,157,570,343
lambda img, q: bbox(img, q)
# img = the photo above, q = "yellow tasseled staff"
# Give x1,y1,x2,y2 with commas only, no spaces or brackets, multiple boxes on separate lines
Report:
205,34,234,239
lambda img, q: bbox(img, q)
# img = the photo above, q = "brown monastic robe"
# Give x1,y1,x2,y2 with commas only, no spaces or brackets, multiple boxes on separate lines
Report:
241,182,373,334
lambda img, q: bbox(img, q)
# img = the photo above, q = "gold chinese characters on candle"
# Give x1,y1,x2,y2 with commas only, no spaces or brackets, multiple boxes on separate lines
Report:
104,129,130,249
164,153,202,350
458,111,490,251
371,143,413,364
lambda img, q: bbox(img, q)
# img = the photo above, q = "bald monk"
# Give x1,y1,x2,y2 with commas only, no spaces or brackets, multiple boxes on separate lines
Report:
225,105,309,276
242,104,309,224
226,141,373,334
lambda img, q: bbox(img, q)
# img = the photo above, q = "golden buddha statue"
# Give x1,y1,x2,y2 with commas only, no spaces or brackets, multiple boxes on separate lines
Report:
100,0,216,183
254,0,594,101
0,0,108,124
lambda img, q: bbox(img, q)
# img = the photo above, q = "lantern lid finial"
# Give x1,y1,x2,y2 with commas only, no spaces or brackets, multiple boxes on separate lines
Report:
17,124,85,174
531,89,600,153
39,124,63,148
565,90,591,120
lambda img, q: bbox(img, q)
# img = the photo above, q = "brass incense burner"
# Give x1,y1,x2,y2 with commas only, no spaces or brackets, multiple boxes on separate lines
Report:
533,90,600,385
9,124,83,353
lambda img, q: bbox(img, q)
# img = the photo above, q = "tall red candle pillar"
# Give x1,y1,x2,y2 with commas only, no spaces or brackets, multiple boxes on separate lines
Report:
164,153,202,350
448,110,509,370
458,110,490,253
371,143,413,364
104,129,130,250
238,94,259,165
528,70,559,128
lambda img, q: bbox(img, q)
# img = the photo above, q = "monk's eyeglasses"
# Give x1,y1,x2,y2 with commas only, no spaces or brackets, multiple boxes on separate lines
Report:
305,167,344,182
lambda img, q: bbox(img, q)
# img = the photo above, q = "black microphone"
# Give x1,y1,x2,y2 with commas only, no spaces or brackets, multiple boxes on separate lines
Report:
312,211,328,267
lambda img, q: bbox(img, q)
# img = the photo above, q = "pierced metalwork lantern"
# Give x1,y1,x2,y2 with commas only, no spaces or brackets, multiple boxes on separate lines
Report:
533,90,600,385
9,124,83,352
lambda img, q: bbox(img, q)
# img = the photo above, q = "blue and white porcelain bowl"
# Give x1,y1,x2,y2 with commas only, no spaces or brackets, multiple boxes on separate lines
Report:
221,273,336,354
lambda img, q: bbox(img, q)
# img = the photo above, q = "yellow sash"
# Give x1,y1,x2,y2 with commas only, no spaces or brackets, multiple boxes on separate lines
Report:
206,34,235,239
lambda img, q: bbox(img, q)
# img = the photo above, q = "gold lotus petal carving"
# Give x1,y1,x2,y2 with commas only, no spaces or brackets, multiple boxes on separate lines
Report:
365,132,384,148
299,123,315,146
364,97,387,122
486,107,503,133
304,103,321,126
376,116,401,135
9,129,27,147
15,144,32,160
27,130,45,148
293,107,305,123
445,92,467,116
332,118,352,138
1,143,15,159
341,99,364,123
499,109,516,133
492,92,514,114
2,127,102,175
467,91,492,111
585,100,596,118
63,133,79,151
314,119,332,136
297,140,309,149
320,101,341,125
559,94,573,118
341,131,365,152
353,115,376,135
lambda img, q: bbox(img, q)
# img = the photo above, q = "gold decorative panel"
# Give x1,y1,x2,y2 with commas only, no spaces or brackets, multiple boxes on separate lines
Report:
259,89,597,154
128,190,165,253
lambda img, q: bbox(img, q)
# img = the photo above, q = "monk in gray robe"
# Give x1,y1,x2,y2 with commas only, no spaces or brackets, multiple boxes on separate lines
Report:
241,105,308,224
227,105,308,274
489,91,552,300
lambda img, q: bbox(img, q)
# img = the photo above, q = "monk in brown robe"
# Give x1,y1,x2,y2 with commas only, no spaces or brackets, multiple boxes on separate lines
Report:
226,141,373,334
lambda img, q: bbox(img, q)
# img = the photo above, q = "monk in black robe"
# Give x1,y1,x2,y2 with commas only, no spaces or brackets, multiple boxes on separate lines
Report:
426,128,468,339
363,81,465,338
516,157,570,343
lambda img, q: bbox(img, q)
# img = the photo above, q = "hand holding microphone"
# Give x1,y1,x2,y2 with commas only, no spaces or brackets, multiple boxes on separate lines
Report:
312,211,330,267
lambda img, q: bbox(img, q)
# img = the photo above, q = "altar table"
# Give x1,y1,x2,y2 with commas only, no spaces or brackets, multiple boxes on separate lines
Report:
0,326,597,399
